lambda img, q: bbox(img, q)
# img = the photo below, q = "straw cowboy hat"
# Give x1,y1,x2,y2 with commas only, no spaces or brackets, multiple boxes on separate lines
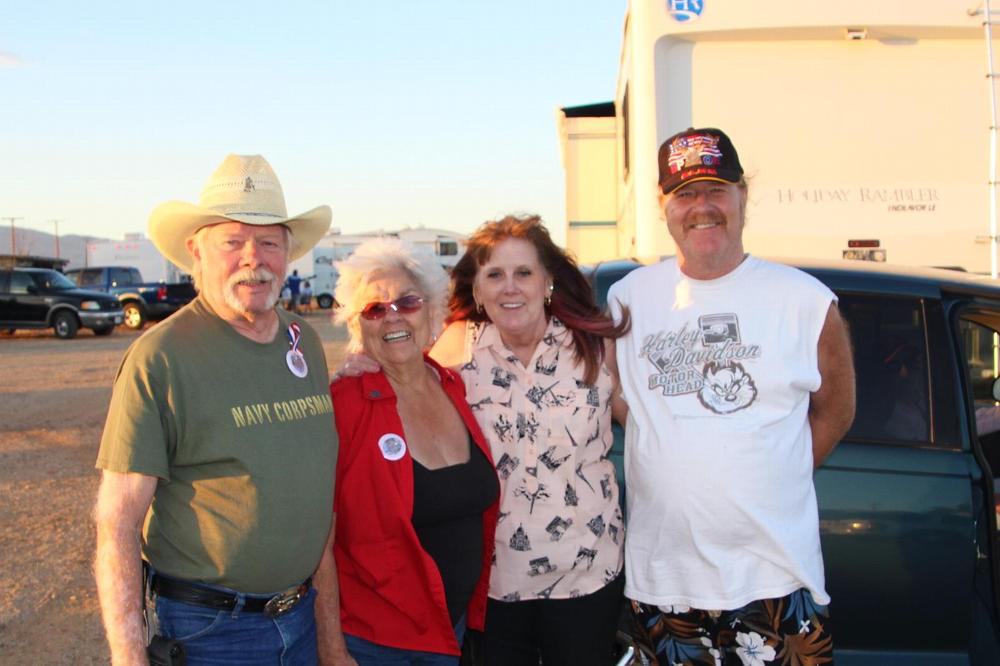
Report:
149,154,331,272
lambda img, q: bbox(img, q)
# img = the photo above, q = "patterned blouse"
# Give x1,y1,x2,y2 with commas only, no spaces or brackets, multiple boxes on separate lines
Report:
459,317,624,601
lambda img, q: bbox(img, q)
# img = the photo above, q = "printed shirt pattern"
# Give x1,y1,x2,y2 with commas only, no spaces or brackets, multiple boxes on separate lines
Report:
609,257,834,609
461,317,623,601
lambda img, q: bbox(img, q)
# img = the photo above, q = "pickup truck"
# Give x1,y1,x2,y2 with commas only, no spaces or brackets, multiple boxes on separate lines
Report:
585,258,1000,665
0,267,123,338
65,266,196,330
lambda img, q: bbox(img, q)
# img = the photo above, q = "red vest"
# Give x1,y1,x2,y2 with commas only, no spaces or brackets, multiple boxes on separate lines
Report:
330,355,498,655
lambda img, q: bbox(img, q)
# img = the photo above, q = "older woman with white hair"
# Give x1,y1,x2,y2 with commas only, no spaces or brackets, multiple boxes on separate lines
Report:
314,238,499,666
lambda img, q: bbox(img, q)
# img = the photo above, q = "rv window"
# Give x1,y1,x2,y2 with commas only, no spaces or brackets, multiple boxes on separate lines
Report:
437,240,458,256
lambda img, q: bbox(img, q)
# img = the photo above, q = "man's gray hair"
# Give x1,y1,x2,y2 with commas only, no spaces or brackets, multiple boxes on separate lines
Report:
186,224,297,292
334,237,450,353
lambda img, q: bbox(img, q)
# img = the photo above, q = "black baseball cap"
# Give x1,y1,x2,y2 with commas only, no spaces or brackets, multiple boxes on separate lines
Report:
658,127,744,195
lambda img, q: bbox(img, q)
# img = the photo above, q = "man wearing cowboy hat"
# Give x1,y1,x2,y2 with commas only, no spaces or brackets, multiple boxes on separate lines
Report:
94,155,353,665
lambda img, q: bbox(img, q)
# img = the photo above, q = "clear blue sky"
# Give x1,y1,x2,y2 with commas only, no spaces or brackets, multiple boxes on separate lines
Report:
2,1,626,246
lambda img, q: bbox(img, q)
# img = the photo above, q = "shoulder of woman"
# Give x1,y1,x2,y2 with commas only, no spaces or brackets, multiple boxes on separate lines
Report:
429,319,471,369
329,372,365,402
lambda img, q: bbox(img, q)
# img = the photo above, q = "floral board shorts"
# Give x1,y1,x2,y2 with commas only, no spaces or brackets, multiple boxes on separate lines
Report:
630,588,833,666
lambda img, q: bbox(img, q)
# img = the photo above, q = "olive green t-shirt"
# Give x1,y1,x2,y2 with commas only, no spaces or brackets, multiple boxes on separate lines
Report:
96,296,337,593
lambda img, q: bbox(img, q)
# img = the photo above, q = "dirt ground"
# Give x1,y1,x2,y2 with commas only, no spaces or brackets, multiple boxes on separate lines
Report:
0,312,349,664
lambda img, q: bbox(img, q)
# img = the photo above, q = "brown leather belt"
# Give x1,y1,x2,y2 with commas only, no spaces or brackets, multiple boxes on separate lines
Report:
150,573,312,618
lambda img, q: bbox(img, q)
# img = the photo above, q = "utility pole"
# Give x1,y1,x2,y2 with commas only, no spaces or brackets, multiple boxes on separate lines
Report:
3,217,24,255
49,219,65,258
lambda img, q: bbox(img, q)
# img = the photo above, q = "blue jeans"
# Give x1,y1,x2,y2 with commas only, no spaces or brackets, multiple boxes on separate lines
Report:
345,615,466,665
147,580,318,665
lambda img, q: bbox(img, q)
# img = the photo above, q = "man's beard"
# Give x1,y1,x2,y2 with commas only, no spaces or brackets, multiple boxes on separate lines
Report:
223,267,281,315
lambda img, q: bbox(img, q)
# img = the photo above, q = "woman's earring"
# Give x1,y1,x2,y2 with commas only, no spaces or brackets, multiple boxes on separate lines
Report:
476,300,484,313
544,284,553,307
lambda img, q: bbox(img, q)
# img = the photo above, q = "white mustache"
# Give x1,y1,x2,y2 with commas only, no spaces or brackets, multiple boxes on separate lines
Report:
226,268,276,290
223,267,280,314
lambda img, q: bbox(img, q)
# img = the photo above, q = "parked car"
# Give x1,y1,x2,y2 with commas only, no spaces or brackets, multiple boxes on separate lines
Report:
0,267,123,339
65,265,196,330
584,257,1000,665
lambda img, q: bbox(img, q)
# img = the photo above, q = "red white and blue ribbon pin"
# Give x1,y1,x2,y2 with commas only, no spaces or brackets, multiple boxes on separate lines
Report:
285,322,308,378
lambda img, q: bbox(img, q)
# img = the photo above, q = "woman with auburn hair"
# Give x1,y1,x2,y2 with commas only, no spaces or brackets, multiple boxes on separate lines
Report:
435,214,629,666
337,215,630,665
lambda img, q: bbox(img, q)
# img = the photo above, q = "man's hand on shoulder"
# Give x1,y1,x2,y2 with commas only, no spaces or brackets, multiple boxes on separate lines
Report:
331,352,381,382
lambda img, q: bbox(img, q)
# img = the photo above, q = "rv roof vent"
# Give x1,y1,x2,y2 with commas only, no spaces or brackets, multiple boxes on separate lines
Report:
845,28,868,41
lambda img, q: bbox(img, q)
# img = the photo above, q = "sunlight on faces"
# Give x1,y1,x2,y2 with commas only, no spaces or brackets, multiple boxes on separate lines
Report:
188,222,290,317
663,180,747,277
473,237,551,341
223,266,281,314
357,268,431,370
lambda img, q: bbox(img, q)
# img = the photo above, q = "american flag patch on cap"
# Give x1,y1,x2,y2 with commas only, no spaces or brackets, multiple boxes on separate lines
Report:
667,133,723,174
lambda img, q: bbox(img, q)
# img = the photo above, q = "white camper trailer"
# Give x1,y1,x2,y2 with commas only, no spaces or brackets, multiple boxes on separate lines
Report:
288,228,467,309
86,234,185,283
287,242,357,310
558,0,999,272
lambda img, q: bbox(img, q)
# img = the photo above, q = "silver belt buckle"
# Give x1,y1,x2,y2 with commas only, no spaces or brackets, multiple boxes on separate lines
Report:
263,584,305,618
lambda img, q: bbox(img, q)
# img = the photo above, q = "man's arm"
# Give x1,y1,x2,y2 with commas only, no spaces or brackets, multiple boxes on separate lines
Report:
604,338,629,426
314,514,357,666
94,470,158,666
809,303,856,468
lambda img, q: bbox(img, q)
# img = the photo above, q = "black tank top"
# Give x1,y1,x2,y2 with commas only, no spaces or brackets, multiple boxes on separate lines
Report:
412,436,499,625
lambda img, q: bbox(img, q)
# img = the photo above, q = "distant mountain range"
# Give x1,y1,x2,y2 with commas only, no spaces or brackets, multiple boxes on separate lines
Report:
0,227,111,270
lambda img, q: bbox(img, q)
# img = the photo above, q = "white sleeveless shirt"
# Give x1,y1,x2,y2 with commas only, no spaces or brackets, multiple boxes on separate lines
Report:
608,256,834,609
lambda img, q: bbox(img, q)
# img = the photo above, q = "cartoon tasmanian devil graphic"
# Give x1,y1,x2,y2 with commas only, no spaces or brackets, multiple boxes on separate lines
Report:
697,361,757,414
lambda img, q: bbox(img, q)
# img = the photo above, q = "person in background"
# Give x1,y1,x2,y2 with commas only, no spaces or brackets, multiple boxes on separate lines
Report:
301,280,314,313
608,127,856,665
338,214,631,666
286,269,303,313
316,238,499,665
281,283,293,310
94,154,349,665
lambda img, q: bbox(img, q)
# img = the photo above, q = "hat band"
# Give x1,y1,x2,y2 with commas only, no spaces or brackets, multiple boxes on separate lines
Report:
222,211,285,219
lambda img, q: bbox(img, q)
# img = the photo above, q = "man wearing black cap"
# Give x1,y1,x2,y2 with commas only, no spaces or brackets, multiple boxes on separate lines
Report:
608,128,855,664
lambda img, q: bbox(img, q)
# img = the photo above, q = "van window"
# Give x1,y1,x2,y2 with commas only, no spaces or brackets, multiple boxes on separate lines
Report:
960,318,997,403
958,312,1000,474
838,294,930,444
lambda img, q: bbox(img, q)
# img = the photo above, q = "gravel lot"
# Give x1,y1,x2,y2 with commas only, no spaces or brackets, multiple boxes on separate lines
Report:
0,313,348,664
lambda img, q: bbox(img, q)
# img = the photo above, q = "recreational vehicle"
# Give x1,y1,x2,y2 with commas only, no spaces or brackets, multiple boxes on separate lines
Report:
558,0,1000,272
287,227,466,309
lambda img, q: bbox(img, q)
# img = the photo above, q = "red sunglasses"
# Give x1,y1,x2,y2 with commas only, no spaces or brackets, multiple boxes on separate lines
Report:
360,294,426,320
